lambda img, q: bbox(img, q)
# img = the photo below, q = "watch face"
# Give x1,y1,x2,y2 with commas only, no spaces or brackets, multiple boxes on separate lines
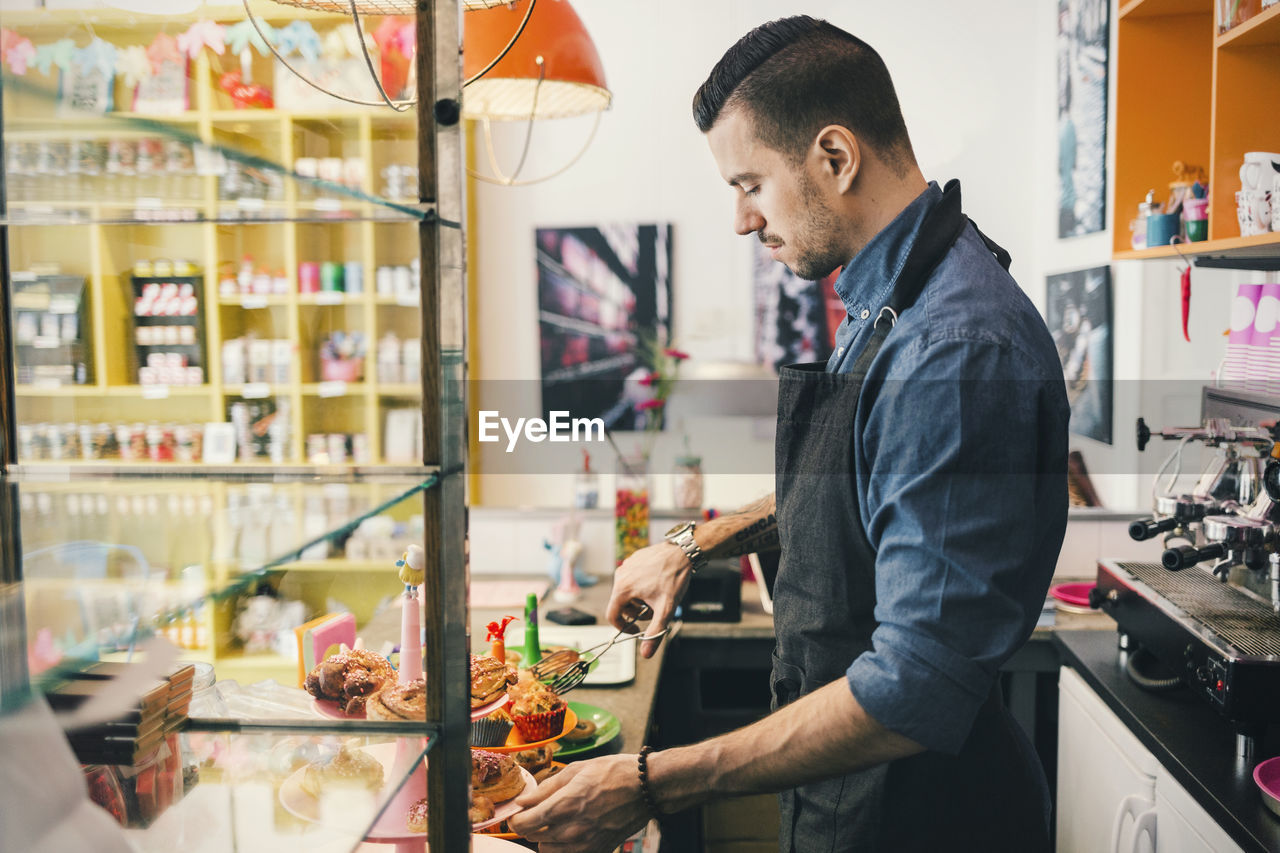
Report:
665,521,692,539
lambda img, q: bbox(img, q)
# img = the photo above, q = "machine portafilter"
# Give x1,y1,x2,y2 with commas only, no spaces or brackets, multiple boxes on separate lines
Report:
1162,455,1280,585
1129,417,1270,545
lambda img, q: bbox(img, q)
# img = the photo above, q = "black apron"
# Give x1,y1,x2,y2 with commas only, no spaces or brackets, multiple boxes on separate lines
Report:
771,180,1051,852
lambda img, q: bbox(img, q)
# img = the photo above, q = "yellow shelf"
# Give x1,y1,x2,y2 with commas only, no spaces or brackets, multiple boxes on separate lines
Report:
301,382,369,396
15,385,103,397
298,292,366,306
376,383,421,397
104,385,214,397
222,384,292,398
0,1,352,29
219,295,292,308
269,559,397,572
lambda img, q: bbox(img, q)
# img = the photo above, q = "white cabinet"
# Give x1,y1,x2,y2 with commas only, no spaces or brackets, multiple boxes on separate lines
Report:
1058,666,1160,853
1056,666,1245,853
1155,769,1244,853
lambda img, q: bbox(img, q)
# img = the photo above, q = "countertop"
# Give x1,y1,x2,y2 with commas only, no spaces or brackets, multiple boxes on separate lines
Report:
1053,630,1280,853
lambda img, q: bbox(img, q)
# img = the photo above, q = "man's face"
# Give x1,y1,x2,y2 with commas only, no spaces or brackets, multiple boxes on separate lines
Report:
706,108,846,281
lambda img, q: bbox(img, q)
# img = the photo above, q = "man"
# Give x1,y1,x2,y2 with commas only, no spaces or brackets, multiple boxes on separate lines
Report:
509,16,1068,852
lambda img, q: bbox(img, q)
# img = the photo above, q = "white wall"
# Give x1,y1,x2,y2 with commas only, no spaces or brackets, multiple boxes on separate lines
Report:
472,0,1047,508
469,0,1262,514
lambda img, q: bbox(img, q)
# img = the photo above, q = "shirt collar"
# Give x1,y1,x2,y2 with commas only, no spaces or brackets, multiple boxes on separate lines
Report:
831,181,942,319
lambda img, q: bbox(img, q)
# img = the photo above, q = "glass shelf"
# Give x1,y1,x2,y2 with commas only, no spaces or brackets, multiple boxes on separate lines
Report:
15,472,443,723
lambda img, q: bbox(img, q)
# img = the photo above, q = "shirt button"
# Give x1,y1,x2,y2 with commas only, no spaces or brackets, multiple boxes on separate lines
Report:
859,308,870,320
837,346,845,356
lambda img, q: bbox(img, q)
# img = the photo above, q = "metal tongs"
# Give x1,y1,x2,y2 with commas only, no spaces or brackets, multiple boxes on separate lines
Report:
528,605,668,694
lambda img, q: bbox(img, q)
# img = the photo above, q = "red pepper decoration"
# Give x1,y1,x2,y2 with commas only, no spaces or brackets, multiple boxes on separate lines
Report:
1181,265,1192,342
486,615,518,662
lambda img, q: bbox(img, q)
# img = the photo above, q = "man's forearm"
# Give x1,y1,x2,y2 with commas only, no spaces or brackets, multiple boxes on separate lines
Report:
648,678,923,813
696,492,779,557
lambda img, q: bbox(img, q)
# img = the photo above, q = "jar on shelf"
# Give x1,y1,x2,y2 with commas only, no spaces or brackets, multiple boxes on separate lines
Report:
673,455,704,510
615,454,650,567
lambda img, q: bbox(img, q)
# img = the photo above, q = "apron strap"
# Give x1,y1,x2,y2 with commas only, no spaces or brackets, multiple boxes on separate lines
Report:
848,179,1011,378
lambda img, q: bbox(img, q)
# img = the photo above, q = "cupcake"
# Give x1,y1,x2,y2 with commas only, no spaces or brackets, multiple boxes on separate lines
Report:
470,707,514,748
509,680,566,742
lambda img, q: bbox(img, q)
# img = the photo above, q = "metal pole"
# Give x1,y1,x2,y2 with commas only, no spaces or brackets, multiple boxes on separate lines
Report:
419,0,470,849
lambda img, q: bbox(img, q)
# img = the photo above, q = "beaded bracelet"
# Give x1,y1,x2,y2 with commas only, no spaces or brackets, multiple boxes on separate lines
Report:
637,746,661,819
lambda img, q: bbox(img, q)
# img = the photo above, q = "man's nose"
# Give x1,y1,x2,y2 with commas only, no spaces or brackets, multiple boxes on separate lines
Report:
734,201,763,236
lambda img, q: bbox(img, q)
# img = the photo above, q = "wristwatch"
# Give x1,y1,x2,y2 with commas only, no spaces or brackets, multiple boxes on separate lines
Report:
664,521,708,574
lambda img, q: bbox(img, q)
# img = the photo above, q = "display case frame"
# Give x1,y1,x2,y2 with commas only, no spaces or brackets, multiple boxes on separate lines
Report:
0,2,472,849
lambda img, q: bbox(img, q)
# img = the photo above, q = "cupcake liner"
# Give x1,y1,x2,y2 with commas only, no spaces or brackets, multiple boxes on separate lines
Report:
512,703,566,742
470,716,514,748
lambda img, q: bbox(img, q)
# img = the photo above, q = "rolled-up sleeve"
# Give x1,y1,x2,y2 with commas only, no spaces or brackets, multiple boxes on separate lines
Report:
846,335,1067,755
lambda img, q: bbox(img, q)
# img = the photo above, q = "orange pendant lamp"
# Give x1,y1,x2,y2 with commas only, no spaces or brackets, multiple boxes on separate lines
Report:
462,0,611,121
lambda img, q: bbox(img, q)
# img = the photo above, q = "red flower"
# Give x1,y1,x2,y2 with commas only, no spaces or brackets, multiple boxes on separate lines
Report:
663,348,690,361
638,371,660,387
636,399,666,412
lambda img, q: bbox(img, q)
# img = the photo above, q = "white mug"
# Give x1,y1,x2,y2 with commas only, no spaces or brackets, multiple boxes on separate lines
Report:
1240,151,1280,192
1273,173,1280,231
1240,190,1271,236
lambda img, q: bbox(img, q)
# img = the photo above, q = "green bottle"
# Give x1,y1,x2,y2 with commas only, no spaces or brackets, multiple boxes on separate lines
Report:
522,592,541,664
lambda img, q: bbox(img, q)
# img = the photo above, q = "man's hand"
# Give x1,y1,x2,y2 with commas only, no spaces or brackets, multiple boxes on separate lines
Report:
607,542,691,659
607,492,778,659
506,754,649,852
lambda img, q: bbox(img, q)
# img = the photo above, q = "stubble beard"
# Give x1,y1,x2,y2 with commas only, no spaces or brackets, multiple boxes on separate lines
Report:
783,175,847,281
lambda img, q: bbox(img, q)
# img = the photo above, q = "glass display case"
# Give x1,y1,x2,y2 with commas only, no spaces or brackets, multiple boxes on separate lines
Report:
0,2,471,849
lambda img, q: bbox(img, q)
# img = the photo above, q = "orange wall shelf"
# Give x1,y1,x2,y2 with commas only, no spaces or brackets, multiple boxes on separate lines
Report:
1113,0,1280,261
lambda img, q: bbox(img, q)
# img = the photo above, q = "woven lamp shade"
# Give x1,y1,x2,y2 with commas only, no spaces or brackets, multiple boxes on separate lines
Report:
462,0,610,120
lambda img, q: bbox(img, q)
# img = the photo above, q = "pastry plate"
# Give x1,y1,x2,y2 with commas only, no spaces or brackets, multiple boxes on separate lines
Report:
502,625,637,686
475,707,577,754
280,742,414,839
279,743,534,837
322,837,528,852
471,692,511,721
471,766,537,832
555,702,621,758
477,763,567,840
310,697,366,719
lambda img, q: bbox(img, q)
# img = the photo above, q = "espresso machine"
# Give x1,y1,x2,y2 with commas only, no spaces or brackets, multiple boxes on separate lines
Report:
1126,416,1268,547
1092,389,1280,756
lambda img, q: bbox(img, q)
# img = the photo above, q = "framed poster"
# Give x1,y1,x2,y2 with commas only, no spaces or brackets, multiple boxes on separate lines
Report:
1047,266,1112,445
1057,0,1110,238
752,242,843,373
536,224,672,430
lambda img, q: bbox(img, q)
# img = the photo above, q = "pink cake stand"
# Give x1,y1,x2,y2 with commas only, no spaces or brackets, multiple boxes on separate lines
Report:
366,584,428,852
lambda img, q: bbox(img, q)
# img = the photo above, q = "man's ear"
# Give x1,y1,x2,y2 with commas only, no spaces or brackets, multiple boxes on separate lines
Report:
813,125,860,193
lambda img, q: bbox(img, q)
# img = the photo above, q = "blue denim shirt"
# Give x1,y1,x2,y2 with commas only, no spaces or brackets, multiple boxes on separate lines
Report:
829,183,1069,754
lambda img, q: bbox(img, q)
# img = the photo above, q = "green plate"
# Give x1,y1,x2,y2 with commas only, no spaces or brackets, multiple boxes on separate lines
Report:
556,701,621,758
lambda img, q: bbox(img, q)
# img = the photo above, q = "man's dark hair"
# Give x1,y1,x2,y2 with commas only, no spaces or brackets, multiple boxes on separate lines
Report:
692,16,915,171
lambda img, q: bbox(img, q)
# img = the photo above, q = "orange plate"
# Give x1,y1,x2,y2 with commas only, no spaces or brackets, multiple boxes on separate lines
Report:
472,708,577,754
476,762,568,840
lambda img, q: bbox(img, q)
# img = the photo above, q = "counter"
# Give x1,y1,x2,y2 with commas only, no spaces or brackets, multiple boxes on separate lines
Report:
1054,630,1280,853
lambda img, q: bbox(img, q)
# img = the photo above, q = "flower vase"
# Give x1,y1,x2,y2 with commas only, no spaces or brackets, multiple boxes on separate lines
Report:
615,454,650,567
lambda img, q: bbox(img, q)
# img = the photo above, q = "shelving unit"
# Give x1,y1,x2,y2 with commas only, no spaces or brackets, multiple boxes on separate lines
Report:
1113,0,1280,261
16,474,429,684
3,1,471,847
3,9,424,468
